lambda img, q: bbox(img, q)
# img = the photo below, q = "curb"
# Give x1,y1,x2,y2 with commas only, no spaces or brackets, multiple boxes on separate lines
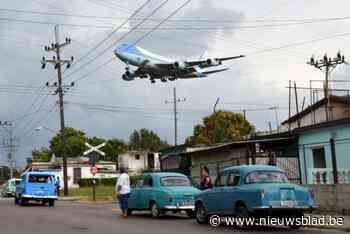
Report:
58,197,80,201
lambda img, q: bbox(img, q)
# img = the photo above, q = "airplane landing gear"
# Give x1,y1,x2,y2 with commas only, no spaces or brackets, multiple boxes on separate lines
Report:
161,78,167,82
151,79,156,84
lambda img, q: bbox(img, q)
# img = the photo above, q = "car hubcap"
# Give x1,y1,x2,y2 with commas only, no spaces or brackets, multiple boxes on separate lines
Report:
152,204,158,217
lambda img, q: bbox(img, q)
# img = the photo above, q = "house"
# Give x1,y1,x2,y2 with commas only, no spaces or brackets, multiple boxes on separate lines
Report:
296,117,350,184
27,156,117,188
159,135,300,185
118,151,160,174
281,95,350,131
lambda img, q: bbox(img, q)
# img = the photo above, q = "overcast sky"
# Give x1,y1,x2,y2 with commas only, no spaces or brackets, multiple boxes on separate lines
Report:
1,0,350,167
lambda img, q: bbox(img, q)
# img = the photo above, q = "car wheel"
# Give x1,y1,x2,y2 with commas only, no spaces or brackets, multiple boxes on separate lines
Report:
150,202,161,218
14,196,19,205
48,200,55,207
19,197,27,206
195,203,208,224
186,210,196,218
127,209,133,216
235,203,249,218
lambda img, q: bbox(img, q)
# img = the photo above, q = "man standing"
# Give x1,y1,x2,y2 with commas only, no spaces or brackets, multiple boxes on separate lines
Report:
116,167,130,218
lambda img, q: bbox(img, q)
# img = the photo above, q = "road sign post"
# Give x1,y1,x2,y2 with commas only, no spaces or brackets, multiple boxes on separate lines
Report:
84,142,105,202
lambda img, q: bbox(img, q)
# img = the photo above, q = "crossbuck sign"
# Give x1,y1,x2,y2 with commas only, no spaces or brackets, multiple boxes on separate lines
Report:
83,142,106,156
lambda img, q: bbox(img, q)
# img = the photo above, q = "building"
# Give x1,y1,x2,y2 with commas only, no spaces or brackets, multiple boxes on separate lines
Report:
27,156,117,188
159,136,300,185
281,95,350,131
296,118,350,184
118,151,160,174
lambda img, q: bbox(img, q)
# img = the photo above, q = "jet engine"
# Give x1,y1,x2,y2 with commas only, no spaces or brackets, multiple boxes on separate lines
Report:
122,70,136,81
173,61,186,70
206,58,221,66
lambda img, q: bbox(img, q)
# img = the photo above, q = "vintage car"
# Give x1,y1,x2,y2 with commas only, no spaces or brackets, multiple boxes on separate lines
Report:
15,171,58,207
127,172,201,218
195,165,316,227
1,178,21,197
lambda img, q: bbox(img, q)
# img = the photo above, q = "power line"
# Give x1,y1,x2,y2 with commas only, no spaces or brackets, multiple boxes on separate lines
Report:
65,0,171,82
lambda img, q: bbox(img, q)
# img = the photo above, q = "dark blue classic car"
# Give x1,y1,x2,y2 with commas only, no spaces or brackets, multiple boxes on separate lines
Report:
195,165,316,226
15,172,58,207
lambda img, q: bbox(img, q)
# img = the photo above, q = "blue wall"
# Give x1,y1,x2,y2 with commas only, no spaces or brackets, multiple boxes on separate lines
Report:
298,123,350,184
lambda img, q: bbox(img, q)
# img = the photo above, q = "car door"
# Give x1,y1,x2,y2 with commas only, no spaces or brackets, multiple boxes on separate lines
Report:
138,175,154,209
221,171,241,215
205,172,228,213
128,178,143,209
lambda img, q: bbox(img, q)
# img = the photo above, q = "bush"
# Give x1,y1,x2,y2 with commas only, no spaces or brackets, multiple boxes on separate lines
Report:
78,175,142,187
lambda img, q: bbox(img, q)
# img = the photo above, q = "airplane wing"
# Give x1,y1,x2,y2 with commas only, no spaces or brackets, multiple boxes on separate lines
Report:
185,55,245,67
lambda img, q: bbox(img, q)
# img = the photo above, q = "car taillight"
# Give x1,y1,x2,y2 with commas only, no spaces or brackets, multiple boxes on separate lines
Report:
309,188,315,199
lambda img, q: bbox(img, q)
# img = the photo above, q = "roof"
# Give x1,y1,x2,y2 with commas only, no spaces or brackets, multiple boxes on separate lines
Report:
144,172,187,177
25,171,56,176
294,116,350,133
223,164,283,174
282,95,350,124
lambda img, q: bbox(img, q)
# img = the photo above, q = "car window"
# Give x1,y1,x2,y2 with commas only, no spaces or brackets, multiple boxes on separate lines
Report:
215,174,228,187
227,172,240,186
245,171,289,184
160,176,191,187
28,175,54,184
15,180,21,185
143,176,153,187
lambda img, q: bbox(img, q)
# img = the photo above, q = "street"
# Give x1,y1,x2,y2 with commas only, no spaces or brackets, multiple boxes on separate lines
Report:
0,198,346,234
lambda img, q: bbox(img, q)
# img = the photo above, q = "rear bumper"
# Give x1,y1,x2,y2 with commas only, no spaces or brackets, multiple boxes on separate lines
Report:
22,195,58,200
251,205,315,213
163,205,195,210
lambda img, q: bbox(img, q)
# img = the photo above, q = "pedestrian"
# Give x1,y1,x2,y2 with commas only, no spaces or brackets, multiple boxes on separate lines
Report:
116,167,130,218
199,166,213,190
55,176,61,196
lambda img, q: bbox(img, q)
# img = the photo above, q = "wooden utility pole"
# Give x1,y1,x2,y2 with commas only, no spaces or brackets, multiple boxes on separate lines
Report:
294,81,301,128
307,52,346,121
41,25,74,196
288,80,291,131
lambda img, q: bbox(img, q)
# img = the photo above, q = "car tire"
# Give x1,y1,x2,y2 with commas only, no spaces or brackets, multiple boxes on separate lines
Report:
19,197,27,206
48,200,55,207
14,196,19,205
195,203,208,224
150,202,161,218
127,209,133,216
186,210,195,218
235,203,249,218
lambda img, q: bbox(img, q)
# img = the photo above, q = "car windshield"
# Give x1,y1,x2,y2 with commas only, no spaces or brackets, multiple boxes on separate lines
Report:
28,175,53,184
245,171,289,184
160,176,191,187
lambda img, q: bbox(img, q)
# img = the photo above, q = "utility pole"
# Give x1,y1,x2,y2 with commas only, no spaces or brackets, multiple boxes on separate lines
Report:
307,52,346,121
268,106,279,133
294,81,301,128
165,87,186,146
0,121,19,179
41,25,74,196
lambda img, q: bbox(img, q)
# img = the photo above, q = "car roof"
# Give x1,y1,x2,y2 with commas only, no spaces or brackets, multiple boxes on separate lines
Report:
26,171,56,176
144,172,187,178
222,164,284,174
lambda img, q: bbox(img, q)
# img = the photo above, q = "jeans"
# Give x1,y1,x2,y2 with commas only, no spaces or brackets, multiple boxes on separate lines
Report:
119,193,130,211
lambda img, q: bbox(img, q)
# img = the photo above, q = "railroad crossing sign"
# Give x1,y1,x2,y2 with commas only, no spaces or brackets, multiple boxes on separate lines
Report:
83,142,106,165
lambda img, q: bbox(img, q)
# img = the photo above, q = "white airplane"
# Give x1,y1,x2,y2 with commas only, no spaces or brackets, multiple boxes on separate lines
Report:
114,43,244,83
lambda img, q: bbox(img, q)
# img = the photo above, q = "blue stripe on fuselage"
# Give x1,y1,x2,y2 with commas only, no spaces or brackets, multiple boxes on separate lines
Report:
114,43,144,57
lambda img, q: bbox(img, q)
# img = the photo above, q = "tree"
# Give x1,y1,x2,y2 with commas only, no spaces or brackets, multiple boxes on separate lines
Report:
49,127,87,158
32,147,52,162
129,129,169,151
186,110,255,145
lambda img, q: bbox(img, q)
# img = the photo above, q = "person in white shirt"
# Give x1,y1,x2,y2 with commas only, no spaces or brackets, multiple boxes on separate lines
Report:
116,167,130,217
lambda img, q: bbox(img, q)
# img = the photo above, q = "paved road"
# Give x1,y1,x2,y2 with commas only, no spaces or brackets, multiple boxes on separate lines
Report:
0,198,346,234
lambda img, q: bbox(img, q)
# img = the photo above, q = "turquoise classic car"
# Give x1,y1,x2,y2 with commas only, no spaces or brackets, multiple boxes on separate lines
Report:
127,172,200,218
195,165,316,228
1,178,21,197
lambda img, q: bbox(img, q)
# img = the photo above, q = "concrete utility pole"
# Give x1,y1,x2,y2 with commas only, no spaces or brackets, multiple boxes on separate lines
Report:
41,25,74,196
0,121,18,179
307,52,346,121
165,87,186,146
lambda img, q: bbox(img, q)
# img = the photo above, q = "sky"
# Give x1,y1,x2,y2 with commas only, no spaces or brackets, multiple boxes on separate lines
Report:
1,0,350,167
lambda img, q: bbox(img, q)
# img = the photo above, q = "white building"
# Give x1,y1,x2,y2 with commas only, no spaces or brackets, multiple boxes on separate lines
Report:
28,156,117,188
118,151,160,174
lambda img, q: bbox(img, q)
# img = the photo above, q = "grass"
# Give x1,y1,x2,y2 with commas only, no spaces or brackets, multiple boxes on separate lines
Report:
67,186,116,202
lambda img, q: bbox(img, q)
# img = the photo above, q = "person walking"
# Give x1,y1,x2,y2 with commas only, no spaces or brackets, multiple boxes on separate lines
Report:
116,167,131,218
